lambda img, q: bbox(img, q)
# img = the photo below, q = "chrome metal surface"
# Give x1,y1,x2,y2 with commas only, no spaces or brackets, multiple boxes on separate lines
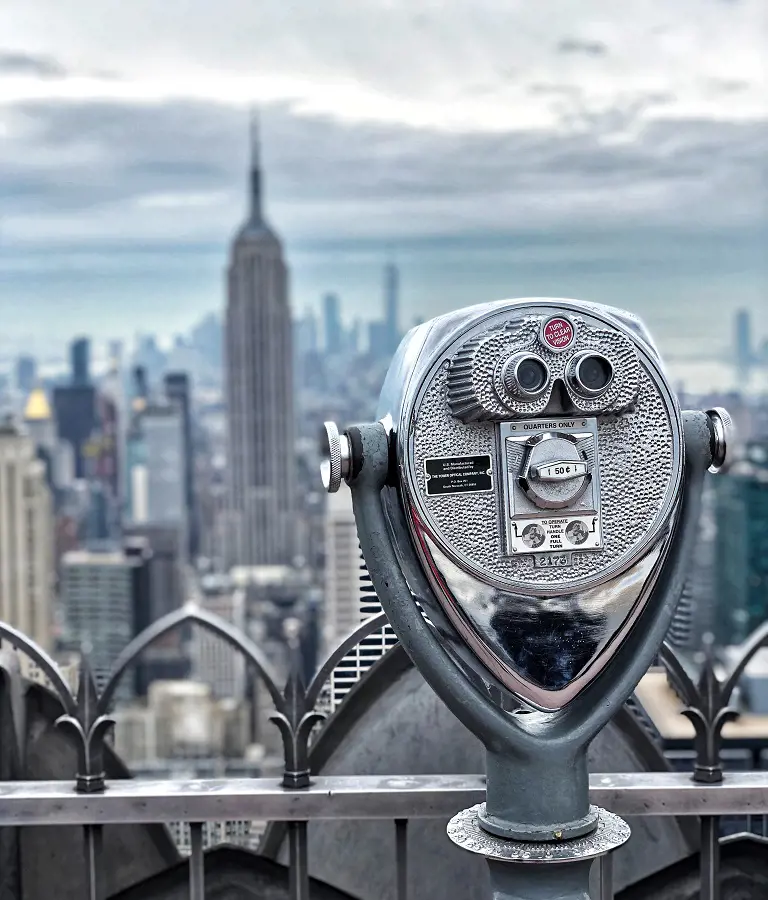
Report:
567,351,615,398
0,772,767,824
442,301,642,423
510,426,596,513
382,299,685,709
501,419,601,560
500,352,551,400
447,804,630,862
401,301,681,594
416,532,666,709
705,407,734,475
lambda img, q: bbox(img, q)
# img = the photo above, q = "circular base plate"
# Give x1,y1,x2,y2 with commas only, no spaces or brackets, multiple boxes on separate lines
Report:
447,804,630,863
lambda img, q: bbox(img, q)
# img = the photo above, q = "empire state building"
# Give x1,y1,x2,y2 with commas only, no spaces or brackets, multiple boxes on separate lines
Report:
225,125,296,566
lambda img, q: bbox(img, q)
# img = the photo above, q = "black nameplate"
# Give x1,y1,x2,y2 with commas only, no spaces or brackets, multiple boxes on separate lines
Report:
425,455,493,495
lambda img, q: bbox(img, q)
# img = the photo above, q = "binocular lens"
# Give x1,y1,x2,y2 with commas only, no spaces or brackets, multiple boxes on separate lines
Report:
503,353,551,400
517,357,548,393
571,353,613,396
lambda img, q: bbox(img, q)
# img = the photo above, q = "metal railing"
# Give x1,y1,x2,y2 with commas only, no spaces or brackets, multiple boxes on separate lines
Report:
0,772,766,899
1,609,768,900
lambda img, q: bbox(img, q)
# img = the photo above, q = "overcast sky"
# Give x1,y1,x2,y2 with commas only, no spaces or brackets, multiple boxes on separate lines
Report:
0,0,766,381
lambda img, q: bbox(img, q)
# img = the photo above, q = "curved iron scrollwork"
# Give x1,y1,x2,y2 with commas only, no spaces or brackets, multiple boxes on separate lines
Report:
660,621,768,784
98,602,285,715
270,612,390,789
0,622,113,793
6,604,768,801
0,608,395,794
0,622,77,717
56,657,115,793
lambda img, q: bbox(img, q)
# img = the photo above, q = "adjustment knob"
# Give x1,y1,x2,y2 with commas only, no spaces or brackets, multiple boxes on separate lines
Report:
706,407,734,475
320,421,351,493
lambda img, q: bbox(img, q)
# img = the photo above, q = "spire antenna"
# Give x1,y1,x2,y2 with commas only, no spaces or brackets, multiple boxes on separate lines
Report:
250,107,261,169
248,106,263,223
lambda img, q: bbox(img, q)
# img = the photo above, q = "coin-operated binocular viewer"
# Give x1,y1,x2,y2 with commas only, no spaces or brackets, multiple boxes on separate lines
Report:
322,299,732,900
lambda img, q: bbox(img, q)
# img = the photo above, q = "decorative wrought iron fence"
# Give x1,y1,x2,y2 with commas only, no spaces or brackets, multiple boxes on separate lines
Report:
1,609,768,900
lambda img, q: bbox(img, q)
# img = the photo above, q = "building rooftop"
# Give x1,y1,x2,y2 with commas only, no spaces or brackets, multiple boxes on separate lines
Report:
62,549,135,567
230,565,305,587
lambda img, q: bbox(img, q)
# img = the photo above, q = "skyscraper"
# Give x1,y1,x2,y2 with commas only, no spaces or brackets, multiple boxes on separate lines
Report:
295,308,318,357
225,120,295,567
323,484,396,710
735,309,752,377
102,342,127,505
324,486,364,652
0,420,54,650
191,583,247,700
123,530,189,694
164,372,197,556
323,293,343,355
667,483,716,653
713,444,768,645
14,355,37,395
71,337,91,386
61,548,148,701
126,401,187,544
54,345,97,480
383,261,400,354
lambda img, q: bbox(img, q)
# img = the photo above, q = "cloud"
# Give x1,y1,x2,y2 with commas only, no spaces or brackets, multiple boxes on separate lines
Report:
0,49,66,78
556,38,608,57
0,0,764,132
705,78,750,94
1,94,765,259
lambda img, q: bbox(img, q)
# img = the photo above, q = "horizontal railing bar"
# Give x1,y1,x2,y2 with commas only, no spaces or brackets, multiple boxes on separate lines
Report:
0,772,767,826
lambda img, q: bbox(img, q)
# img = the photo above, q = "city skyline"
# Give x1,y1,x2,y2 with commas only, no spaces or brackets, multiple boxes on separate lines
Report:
5,293,768,400
1,0,765,376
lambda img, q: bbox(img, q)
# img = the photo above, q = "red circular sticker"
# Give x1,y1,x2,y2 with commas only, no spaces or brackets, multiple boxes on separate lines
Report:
542,317,574,351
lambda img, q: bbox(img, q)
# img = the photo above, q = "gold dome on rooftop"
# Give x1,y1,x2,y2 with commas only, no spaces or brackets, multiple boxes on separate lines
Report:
24,386,52,421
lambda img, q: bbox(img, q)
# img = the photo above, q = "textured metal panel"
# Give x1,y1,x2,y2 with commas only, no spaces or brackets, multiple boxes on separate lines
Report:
384,298,686,708
445,313,640,421
408,324,678,593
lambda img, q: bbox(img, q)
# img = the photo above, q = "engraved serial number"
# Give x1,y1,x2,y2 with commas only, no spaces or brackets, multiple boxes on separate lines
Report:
533,552,573,569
